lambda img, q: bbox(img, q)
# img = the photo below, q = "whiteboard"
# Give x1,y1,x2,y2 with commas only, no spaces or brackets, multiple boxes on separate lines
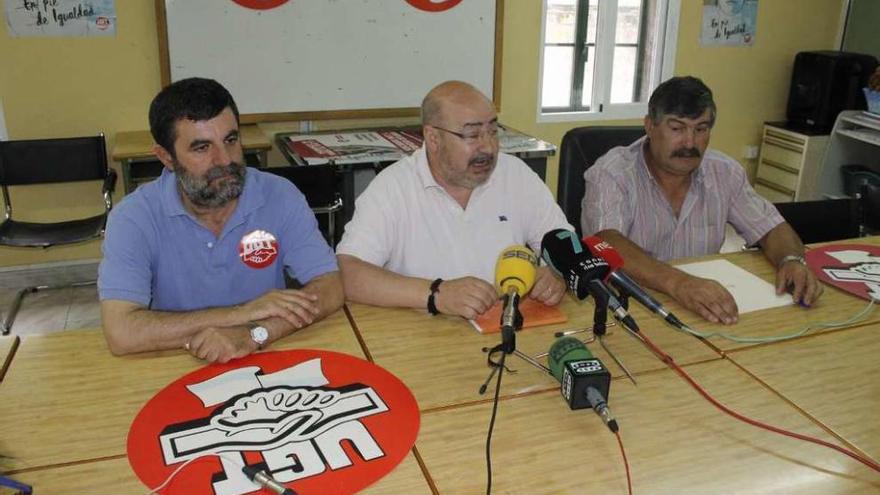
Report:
160,0,499,118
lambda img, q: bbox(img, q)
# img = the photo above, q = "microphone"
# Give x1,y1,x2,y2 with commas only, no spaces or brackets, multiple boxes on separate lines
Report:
541,229,639,332
495,245,537,342
547,336,618,432
582,236,685,329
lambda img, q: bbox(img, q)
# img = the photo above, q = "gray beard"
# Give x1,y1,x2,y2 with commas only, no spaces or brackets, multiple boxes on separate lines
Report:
174,161,246,208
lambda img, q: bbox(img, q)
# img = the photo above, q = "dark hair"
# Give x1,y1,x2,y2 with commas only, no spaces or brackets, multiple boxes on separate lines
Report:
148,77,240,156
648,76,716,126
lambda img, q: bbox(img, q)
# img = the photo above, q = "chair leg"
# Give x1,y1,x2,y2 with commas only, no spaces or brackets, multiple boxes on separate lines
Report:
2,287,39,335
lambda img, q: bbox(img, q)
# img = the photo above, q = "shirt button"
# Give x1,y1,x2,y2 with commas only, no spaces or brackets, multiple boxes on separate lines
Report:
207,242,214,248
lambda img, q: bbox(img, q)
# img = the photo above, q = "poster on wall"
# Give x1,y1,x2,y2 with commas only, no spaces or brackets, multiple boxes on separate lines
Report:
700,0,758,46
4,0,116,37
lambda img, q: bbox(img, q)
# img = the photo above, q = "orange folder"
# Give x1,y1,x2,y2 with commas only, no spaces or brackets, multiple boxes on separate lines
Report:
469,298,568,334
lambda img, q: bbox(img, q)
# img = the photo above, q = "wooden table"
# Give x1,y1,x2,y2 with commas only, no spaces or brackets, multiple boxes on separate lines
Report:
2,239,879,493
112,126,271,194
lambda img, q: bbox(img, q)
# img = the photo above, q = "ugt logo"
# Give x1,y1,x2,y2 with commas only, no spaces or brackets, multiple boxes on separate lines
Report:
128,351,420,494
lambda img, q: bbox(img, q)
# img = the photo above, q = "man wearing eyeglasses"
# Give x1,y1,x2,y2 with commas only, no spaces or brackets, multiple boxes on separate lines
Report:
336,81,571,319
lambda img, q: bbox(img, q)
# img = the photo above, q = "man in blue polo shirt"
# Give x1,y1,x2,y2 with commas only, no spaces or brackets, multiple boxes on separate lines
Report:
98,78,343,363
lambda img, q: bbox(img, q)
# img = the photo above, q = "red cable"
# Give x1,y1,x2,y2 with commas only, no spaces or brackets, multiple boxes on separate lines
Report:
637,331,880,473
615,430,633,495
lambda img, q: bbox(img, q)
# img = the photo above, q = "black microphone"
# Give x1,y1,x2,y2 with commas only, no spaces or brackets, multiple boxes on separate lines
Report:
547,336,618,432
582,236,685,329
541,229,640,332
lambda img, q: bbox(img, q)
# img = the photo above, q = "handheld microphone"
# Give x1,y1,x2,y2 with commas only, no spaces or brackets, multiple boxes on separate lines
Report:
495,245,537,335
541,229,639,331
547,336,618,432
582,236,685,329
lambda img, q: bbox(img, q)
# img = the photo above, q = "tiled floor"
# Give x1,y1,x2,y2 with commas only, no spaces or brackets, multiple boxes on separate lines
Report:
0,284,101,336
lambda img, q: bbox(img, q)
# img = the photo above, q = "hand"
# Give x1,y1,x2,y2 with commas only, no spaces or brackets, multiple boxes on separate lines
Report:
775,261,823,307
236,289,321,329
186,326,258,364
669,273,739,325
434,276,498,319
528,265,567,306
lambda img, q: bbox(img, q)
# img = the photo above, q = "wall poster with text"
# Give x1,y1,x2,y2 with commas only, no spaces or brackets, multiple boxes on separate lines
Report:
700,0,758,46
4,0,116,37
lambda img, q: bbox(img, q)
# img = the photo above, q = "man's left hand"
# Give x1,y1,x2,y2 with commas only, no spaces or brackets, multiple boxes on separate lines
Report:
775,261,823,307
529,265,567,306
186,326,259,363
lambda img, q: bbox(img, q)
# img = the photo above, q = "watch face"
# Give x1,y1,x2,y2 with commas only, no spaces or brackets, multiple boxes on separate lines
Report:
250,326,269,344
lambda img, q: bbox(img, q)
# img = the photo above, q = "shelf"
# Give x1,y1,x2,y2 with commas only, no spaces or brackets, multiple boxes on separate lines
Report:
837,128,880,147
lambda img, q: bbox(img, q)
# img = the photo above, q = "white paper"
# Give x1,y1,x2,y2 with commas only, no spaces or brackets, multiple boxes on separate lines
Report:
676,259,793,314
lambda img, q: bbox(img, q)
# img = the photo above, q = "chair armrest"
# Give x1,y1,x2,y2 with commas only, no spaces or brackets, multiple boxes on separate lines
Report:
104,169,118,194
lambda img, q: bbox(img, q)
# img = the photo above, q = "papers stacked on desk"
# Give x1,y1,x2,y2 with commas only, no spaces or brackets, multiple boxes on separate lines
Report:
282,130,422,165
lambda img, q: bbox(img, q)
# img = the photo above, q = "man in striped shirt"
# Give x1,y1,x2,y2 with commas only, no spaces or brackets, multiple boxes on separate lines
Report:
581,76,822,325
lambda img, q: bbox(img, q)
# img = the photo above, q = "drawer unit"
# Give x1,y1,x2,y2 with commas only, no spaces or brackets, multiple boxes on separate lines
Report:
755,124,829,201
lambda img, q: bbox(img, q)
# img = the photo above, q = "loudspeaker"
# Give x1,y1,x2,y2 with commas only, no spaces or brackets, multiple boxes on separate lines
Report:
786,51,878,133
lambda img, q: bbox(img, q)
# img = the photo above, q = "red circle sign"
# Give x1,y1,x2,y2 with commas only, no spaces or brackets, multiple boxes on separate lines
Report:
806,243,880,301
405,0,463,13
128,350,420,494
239,229,279,269
231,0,290,9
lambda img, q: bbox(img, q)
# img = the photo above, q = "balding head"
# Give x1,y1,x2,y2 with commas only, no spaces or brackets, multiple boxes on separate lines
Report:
421,81,492,127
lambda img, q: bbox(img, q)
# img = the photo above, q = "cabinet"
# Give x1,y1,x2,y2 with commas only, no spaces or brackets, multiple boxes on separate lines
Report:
815,110,880,199
754,123,828,202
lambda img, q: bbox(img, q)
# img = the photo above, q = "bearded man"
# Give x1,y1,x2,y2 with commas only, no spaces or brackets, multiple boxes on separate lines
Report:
98,78,342,362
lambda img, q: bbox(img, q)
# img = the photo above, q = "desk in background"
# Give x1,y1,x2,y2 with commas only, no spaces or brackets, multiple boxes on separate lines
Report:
112,126,272,194
275,125,557,242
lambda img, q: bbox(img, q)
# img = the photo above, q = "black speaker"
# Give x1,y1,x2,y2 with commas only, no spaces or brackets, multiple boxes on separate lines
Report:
786,51,878,133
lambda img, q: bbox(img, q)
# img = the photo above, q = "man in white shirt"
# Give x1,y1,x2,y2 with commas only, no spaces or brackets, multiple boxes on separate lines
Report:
336,81,571,319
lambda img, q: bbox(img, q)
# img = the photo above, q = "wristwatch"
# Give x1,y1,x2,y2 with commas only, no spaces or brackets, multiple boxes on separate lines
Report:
778,255,806,268
249,323,269,349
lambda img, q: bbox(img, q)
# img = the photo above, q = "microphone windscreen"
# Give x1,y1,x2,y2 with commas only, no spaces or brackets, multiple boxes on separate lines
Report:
582,236,625,270
541,229,584,274
495,245,537,296
547,336,595,383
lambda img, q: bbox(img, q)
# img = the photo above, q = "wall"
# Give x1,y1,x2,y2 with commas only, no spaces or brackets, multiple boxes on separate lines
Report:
841,0,880,59
0,0,844,267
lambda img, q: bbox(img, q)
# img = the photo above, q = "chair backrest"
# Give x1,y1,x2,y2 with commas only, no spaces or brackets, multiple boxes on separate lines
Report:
557,126,645,236
0,135,108,186
773,198,862,244
861,183,880,232
263,165,339,208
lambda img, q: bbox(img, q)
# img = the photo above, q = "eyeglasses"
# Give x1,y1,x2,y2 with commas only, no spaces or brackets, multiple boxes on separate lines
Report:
430,122,500,144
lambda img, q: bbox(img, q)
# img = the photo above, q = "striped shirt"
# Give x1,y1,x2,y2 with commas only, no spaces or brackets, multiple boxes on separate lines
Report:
580,136,783,261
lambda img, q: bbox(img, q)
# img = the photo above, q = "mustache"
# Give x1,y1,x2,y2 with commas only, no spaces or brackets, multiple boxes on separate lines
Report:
671,148,701,158
469,152,495,166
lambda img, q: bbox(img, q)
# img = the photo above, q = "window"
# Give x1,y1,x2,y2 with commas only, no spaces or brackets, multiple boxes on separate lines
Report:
539,0,680,121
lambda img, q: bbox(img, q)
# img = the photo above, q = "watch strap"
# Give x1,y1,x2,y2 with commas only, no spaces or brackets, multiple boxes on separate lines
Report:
427,278,443,315
778,254,806,269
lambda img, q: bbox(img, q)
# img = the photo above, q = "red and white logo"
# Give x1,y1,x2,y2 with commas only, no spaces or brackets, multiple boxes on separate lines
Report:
239,230,279,269
128,350,420,494
405,0,463,13
806,244,880,301
95,16,110,30
231,0,291,10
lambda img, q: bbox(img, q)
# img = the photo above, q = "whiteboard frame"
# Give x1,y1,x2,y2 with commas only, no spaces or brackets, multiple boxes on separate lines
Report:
155,0,504,124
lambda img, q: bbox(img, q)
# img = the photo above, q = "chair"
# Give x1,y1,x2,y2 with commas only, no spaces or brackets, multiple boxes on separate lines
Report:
0,135,117,334
264,165,343,247
773,197,862,244
557,126,645,237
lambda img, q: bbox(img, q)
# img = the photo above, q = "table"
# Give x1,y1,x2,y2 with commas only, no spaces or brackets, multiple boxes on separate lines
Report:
2,239,879,493
275,125,557,242
112,126,272,194
0,335,17,381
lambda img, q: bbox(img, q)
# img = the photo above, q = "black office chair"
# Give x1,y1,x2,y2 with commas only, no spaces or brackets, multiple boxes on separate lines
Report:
773,198,862,244
557,126,645,237
0,135,117,334
264,165,343,247
860,183,880,235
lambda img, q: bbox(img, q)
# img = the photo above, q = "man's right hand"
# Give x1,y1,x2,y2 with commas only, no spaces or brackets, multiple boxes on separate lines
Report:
236,289,321,329
668,273,739,325
434,276,498,319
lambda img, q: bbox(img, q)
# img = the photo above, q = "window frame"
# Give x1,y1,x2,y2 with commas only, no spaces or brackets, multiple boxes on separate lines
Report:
536,0,681,123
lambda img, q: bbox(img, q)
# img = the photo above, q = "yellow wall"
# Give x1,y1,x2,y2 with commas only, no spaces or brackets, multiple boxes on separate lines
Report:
0,0,844,267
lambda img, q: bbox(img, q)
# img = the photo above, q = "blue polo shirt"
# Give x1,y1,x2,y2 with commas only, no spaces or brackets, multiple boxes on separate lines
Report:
98,167,337,311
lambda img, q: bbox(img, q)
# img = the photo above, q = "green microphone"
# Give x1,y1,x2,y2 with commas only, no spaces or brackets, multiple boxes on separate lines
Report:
548,337,618,432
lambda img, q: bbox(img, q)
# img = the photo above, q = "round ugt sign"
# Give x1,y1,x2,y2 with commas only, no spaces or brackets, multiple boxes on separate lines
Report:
405,0,463,12
128,350,420,494
231,0,290,10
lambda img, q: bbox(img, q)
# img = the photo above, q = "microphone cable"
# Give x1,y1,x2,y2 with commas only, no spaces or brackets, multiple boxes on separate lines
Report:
481,348,509,495
615,430,633,495
146,452,297,494
675,298,876,344
635,329,880,474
